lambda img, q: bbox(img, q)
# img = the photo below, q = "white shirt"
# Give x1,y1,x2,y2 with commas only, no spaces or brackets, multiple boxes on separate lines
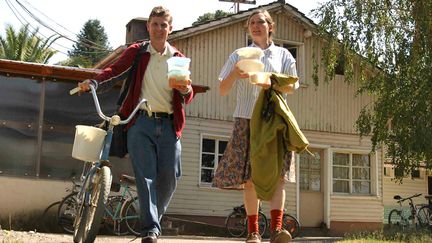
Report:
219,42,299,119
140,42,176,113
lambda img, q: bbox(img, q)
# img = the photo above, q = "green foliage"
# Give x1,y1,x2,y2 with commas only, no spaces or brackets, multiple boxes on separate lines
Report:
192,10,230,26
313,0,432,179
342,228,432,242
0,24,59,63
66,19,111,67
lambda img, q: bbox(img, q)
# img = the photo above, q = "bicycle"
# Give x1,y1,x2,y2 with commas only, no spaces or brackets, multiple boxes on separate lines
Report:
57,174,140,236
388,193,429,229
417,195,432,229
57,177,82,234
225,204,300,238
225,204,267,238
40,175,80,233
69,84,146,243
282,211,300,238
102,174,140,236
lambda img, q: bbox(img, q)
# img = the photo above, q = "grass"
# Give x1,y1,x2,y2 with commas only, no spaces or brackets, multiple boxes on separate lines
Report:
339,227,432,243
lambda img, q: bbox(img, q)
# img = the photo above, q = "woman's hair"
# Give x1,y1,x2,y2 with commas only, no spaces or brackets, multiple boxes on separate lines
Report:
149,6,173,24
247,9,275,40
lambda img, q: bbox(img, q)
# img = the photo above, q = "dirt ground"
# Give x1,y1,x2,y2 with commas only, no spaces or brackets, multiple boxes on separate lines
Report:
0,230,247,243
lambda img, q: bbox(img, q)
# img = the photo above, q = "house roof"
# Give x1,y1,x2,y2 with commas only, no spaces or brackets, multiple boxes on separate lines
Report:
169,0,317,41
0,58,210,93
94,0,317,69
0,59,100,82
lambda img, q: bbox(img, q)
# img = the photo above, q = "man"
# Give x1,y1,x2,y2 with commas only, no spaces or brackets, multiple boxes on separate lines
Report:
79,6,193,243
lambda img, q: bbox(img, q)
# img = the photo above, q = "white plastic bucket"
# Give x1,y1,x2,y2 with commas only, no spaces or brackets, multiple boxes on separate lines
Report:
167,57,191,71
72,125,107,162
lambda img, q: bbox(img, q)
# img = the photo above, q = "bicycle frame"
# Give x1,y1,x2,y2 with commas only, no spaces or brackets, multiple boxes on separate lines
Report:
71,84,146,242
390,193,422,228
104,183,136,220
77,84,146,207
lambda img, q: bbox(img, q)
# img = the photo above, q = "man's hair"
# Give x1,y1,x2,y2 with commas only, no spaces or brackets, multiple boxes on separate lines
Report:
149,6,173,24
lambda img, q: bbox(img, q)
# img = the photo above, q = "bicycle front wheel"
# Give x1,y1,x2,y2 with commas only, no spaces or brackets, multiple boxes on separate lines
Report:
417,205,432,228
80,166,112,243
122,197,141,236
225,211,247,237
282,214,300,238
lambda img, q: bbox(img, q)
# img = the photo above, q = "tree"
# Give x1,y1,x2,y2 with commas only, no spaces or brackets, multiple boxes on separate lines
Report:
313,1,432,179
0,24,59,64
66,19,112,67
192,10,230,26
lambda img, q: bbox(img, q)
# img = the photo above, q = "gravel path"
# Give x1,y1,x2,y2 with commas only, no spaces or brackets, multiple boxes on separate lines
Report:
0,230,244,243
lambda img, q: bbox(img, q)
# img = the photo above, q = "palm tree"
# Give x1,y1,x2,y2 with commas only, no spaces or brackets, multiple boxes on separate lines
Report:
0,24,60,64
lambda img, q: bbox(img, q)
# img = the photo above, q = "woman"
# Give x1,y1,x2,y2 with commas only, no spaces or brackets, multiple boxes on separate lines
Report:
213,9,299,243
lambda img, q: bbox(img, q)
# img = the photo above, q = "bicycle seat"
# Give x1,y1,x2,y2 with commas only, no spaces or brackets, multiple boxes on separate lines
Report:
120,174,136,185
393,195,402,200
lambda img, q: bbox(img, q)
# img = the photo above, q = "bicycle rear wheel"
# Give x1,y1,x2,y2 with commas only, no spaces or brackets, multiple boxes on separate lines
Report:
77,166,112,243
104,195,129,236
225,211,247,237
257,212,267,237
58,192,78,234
282,214,300,238
122,197,141,236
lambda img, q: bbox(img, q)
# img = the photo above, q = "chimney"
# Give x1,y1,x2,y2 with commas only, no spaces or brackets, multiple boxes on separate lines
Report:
126,18,149,44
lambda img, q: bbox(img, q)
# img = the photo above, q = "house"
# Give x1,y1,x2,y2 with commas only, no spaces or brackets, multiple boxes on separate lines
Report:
3,0,425,236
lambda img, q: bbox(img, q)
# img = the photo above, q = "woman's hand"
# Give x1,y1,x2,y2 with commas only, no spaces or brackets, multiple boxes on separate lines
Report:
255,82,271,89
233,63,250,80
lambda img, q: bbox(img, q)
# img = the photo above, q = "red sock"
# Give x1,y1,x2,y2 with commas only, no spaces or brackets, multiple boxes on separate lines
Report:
247,214,259,233
270,209,283,231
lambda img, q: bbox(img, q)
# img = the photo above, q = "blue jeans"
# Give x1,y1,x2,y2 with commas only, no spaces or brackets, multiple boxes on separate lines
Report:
127,114,181,236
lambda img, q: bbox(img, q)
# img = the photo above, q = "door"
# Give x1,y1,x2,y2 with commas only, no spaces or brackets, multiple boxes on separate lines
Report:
299,149,324,227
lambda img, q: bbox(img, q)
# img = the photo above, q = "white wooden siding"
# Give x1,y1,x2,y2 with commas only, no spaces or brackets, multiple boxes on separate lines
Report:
173,11,374,136
166,117,297,217
331,196,383,222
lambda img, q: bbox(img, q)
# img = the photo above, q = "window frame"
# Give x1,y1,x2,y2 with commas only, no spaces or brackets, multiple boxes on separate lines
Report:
331,149,376,196
198,133,230,188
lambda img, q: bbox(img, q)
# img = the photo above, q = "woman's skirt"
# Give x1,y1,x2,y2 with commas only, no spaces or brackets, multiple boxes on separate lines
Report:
212,118,295,190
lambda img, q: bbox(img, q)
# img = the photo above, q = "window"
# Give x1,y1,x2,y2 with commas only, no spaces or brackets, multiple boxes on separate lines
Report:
411,168,422,179
282,43,297,60
299,151,321,191
383,166,391,177
394,167,405,178
199,136,228,186
332,152,371,194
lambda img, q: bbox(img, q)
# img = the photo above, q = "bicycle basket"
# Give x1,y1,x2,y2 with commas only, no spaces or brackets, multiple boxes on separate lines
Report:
72,125,106,162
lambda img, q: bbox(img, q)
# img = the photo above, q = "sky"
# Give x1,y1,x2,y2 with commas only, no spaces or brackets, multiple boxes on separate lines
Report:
0,0,323,64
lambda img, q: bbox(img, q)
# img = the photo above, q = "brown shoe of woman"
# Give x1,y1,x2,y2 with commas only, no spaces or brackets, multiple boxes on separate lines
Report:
270,228,292,243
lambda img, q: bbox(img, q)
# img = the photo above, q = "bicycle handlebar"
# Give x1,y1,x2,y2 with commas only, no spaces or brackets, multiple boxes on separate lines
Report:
70,84,147,125
394,193,422,203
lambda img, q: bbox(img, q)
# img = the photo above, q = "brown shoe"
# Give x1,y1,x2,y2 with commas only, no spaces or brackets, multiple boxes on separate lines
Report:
270,228,292,243
246,232,262,243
